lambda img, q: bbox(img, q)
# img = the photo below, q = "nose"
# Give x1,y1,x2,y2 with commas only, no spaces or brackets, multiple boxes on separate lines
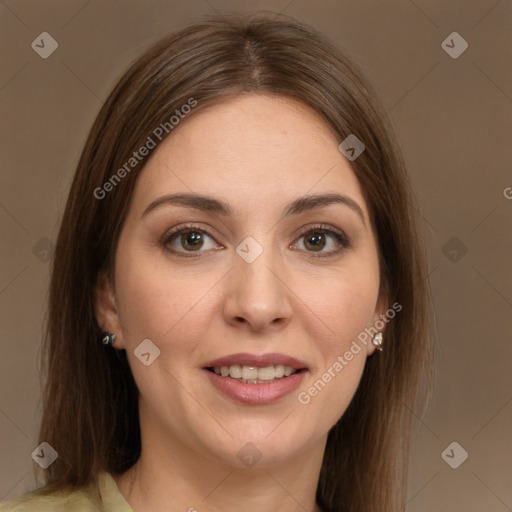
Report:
222,244,293,333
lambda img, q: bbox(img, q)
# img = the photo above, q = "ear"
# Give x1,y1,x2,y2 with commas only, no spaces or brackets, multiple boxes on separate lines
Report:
371,290,389,325
367,288,389,356
94,271,126,350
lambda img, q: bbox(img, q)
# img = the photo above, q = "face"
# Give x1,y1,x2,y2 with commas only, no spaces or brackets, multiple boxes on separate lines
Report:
95,94,387,468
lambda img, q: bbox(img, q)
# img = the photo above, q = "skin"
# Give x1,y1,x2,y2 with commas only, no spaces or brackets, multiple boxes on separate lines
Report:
95,93,388,512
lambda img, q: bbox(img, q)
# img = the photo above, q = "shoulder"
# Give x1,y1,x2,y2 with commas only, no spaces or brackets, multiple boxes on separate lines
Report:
0,471,132,512
0,488,96,511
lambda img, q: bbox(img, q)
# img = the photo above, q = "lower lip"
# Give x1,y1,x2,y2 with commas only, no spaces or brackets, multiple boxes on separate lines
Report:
203,369,307,405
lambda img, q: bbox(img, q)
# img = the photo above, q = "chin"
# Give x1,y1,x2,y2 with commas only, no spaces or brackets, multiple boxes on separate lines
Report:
197,420,317,468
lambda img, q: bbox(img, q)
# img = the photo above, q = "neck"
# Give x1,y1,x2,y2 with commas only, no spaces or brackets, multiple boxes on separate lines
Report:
113,418,327,512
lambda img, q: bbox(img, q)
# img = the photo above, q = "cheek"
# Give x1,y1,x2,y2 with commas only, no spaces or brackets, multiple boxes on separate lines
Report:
294,310,374,431
301,259,380,353
294,255,379,421
113,244,214,347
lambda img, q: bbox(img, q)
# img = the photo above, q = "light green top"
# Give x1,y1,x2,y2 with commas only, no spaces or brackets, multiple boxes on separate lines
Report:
0,472,133,512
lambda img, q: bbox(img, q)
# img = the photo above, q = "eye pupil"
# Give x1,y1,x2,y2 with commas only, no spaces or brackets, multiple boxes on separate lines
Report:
305,233,325,251
166,226,345,257
182,231,203,251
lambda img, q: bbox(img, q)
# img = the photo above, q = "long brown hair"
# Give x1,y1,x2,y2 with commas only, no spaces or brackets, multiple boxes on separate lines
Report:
34,12,433,511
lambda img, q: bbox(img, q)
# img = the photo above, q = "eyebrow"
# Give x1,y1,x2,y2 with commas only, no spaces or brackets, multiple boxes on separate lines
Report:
142,192,366,225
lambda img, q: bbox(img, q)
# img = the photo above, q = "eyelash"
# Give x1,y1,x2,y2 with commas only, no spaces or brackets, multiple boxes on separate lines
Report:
161,223,351,259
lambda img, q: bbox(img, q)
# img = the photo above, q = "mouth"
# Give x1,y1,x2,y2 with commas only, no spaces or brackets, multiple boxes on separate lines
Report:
205,364,303,384
202,352,308,404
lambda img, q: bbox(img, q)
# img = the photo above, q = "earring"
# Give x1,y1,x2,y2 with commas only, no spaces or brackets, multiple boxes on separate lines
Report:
101,332,116,346
372,332,383,351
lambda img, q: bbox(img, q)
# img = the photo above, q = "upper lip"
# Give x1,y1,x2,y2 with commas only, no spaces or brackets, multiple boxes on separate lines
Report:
203,352,308,370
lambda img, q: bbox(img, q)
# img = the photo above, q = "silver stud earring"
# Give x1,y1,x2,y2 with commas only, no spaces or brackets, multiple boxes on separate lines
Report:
372,332,383,351
101,332,116,346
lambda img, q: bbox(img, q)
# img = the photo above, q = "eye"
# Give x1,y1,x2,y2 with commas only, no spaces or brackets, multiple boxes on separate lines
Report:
292,224,350,258
162,224,222,257
161,223,350,259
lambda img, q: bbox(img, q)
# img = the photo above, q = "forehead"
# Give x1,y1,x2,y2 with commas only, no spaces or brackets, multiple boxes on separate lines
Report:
131,94,369,219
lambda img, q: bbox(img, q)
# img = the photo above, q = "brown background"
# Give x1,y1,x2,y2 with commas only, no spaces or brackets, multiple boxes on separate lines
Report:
1,1,511,510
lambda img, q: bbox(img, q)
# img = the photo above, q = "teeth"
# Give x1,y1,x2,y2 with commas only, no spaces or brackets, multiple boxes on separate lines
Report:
241,366,258,380
212,364,298,382
257,366,276,381
274,364,284,378
229,365,242,378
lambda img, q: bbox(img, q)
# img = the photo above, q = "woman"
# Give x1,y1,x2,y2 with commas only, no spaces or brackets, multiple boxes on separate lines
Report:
1,12,433,512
